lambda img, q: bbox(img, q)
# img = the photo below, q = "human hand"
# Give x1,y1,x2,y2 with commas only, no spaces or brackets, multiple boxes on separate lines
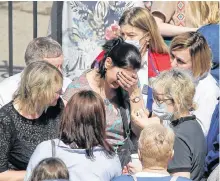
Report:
116,71,138,95
131,109,149,129
126,162,142,174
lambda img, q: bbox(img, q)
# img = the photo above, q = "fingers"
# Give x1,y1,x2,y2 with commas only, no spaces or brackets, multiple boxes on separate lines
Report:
116,71,138,91
117,72,132,86
121,71,138,85
127,162,141,174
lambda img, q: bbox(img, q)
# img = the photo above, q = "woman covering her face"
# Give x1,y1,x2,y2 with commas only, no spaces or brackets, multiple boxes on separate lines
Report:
62,37,146,167
93,7,171,111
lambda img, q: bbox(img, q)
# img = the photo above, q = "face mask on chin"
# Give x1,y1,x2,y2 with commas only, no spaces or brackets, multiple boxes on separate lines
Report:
152,102,174,121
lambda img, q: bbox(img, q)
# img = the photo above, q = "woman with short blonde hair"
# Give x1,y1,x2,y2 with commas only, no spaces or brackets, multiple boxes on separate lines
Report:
151,69,206,181
151,68,195,119
0,61,64,181
126,69,206,181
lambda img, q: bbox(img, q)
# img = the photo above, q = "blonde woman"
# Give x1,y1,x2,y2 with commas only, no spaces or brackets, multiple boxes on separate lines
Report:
170,32,219,136
0,61,64,181
151,1,219,37
113,124,192,181
130,69,206,181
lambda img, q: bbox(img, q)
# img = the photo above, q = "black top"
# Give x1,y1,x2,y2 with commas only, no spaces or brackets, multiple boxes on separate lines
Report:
0,98,64,172
168,115,206,181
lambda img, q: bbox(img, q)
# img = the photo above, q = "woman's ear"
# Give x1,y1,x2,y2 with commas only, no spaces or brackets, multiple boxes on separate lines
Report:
138,149,142,161
170,149,174,160
145,32,151,45
105,57,113,70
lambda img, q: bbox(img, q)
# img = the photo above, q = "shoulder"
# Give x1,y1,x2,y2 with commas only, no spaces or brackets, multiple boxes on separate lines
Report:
197,74,219,92
63,72,91,102
177,177,192,181
62,76,72,92
67,73,90,89
195,74,219,99
32,139,53,158
0,102,14,122
0,73,21,87
174,118,203,137
112,175,133,181
0,73,21,106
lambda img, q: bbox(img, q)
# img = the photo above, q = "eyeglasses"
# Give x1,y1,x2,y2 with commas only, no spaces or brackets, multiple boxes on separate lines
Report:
152,92,174,105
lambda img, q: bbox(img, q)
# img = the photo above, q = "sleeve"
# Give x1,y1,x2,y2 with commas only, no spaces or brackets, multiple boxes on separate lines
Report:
0,110,13,172
151,1,176,23
168,135,192,173
111,175,133,181
24,141,52,181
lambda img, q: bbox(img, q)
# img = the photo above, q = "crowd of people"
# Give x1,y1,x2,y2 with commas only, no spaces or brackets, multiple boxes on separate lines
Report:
0,2,219,181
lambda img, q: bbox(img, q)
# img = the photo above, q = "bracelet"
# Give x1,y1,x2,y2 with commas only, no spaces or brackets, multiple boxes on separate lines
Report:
129,96,141,103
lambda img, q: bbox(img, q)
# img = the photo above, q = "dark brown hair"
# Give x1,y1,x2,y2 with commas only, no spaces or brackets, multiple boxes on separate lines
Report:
59,90,115,158
30,157,69,181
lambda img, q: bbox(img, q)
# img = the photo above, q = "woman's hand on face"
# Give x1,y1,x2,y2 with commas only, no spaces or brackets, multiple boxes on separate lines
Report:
116,71,138,95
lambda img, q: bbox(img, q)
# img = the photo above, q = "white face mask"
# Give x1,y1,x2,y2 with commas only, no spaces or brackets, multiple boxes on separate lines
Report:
125,39,141,50
124,33,148,50
152,102,174,121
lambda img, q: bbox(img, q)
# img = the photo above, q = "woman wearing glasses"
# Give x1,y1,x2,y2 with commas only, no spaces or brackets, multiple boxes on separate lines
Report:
130,68,206,181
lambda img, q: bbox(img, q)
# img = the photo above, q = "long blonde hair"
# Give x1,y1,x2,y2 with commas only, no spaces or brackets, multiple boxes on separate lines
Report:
119,7,168,54
187,1,220,27
13,61,63,115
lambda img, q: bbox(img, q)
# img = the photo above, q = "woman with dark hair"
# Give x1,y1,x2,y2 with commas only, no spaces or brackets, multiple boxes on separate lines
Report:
24,90,121,181
63,37,146,167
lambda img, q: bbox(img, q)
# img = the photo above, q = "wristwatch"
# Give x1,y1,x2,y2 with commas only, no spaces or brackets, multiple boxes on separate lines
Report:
130,96,141,103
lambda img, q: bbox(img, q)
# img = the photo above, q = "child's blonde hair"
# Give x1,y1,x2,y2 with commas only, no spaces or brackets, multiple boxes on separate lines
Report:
138,124,175,168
